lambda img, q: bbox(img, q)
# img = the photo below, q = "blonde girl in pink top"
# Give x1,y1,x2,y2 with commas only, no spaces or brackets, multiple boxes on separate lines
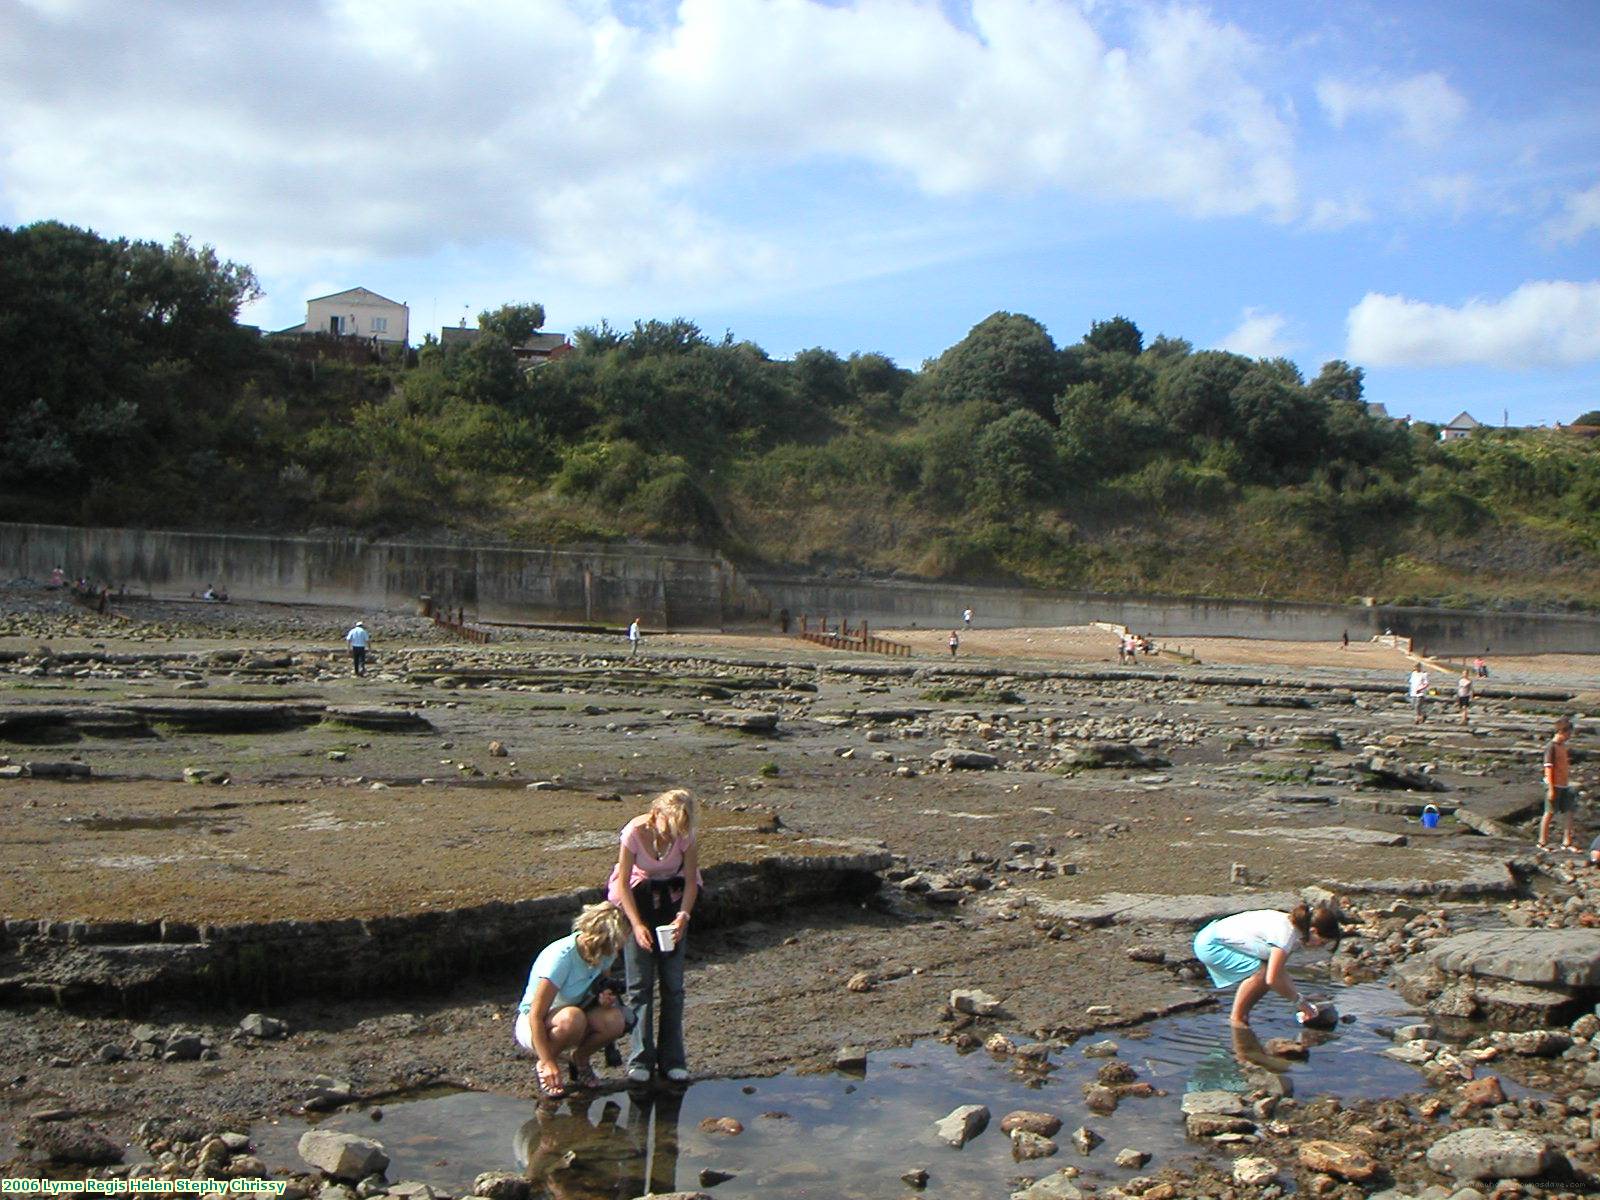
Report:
607,788,701,1083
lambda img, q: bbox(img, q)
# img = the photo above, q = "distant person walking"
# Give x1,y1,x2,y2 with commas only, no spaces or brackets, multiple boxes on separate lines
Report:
1456,670,1474,725
962,607,973,629
1474,655,1489,679
1538,716,1578,853
948,630,959,658
345,620,370,677
1407,666,1429,725
1341,629,1349,651
627,618,641,657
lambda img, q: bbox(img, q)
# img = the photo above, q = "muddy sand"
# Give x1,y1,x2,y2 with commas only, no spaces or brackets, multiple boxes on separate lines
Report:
2,590,1599,1197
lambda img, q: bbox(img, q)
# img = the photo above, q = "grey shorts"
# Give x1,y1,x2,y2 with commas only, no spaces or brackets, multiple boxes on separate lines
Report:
1546,785,1577,815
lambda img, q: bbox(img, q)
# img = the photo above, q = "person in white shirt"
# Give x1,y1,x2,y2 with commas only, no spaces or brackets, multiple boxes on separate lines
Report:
627,618,641,657
962,607,973,628
1407,666,1430,725
345,620,370,676
1193,903,1344,1027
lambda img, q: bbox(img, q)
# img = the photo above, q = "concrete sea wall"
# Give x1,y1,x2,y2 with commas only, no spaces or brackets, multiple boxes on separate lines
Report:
0,522,770,628
5,521,1597,653
748,574,1600,656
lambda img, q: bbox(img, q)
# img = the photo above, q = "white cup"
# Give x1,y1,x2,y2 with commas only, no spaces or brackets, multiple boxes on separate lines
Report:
655,924,677,953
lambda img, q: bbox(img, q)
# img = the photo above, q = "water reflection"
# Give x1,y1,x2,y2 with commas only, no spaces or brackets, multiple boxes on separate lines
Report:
512,1091,683,1200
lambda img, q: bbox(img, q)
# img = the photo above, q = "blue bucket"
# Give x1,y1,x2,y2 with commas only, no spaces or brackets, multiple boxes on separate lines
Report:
1421,804,1440,829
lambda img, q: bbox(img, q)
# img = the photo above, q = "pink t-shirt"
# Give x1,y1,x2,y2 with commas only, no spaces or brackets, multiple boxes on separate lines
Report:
606,815,702,906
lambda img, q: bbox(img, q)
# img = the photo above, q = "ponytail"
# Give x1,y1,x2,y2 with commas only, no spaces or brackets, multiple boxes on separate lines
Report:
1290,901,1344,947
1288,902,1311,935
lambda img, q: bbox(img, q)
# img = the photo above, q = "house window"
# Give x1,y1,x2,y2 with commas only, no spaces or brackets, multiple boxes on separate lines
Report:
372,317,388,334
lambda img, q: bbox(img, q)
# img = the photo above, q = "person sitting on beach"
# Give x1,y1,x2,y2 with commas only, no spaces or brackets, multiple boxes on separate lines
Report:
514,901,631,1098
1193,902,1344,1028
48,566,65,589
609,788,701,1084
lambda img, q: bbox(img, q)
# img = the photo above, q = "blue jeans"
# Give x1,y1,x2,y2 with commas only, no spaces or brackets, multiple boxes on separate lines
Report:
624,936,685,1073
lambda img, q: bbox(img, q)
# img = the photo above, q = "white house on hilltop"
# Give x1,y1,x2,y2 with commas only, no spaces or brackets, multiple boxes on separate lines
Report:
276,287,409,344
1440,411,1481,441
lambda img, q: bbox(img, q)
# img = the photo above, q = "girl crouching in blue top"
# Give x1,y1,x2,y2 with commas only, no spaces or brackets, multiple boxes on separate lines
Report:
515,901,631,1098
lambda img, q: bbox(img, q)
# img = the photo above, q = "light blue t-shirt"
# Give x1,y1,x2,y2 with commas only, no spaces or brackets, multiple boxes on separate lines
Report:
517,933,610,1015
345,626,369,648
1201,910,1301,962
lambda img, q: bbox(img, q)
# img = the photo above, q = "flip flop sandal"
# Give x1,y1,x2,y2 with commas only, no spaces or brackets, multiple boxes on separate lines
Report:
569,1061,601,1090
536,1069,567,1099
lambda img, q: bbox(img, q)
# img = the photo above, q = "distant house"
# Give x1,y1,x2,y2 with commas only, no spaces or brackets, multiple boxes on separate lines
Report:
1439,411,1481,441
276,288,410,344
438,325,573,364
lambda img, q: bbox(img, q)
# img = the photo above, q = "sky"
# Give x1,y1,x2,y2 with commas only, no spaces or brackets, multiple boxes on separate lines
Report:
2,0,1598,426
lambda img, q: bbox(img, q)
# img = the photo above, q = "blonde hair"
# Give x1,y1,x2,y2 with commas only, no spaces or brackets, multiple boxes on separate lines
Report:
572,901,626,962
649,787,697,843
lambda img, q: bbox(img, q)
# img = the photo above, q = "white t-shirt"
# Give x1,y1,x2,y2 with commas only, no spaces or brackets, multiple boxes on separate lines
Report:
628,621,640,642
1204,910,1302,962
1407,670,1428,698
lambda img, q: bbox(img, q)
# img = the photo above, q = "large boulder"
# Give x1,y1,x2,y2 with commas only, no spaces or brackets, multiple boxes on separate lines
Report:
930,748,999,770
1064,743,1170,769
1425,1128,1553,1180
699,709,778,733
1421,929,1600,989
1395,929,1600,1029
297,1131,389,1180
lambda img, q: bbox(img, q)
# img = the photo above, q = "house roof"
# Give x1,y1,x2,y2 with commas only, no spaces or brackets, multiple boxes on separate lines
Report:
306,286,406,308
1444,411,1480,429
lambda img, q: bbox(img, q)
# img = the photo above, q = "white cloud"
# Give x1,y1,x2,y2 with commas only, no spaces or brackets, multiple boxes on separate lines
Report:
1316,71,1467,146
1305,195,1372,230
1419,173,1477,216
1542,182,1600,246
1217,308,1292,358
1346,281,1600,368
0,0,1298,302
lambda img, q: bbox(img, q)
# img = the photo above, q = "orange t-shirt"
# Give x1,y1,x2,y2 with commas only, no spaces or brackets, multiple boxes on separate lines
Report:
1544,737,1570,787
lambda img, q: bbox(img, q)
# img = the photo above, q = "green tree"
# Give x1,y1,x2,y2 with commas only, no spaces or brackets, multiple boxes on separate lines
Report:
1083,315,1144,357
1306,360,1365,408
971,408,1060,511
478,302,545,345
1155,350,1253,441
927,312,1060,419
0,221,260,485
792,347,851,409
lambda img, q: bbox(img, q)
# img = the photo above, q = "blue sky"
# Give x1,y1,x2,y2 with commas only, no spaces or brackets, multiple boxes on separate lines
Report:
3,0,1598,425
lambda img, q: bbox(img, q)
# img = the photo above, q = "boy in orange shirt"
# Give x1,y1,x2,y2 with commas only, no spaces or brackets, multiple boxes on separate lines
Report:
1538,716,1577,852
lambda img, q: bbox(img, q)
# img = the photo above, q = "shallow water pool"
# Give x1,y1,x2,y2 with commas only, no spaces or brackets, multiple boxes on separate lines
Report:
257,980,1449,1198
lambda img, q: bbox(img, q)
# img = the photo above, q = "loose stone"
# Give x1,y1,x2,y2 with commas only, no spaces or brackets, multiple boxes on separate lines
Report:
934,1105,990,1148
